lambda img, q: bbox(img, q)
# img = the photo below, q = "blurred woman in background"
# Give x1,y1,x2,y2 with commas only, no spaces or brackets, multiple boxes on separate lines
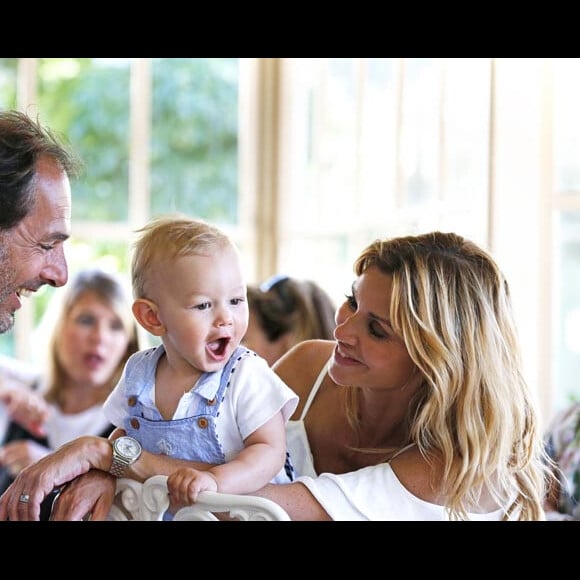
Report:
243,275,336,366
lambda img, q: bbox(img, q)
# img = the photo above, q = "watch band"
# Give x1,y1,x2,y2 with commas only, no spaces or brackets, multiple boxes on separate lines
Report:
109,454,130,478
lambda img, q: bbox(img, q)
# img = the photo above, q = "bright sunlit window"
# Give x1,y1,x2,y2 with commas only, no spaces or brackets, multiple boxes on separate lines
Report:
2,57,580,426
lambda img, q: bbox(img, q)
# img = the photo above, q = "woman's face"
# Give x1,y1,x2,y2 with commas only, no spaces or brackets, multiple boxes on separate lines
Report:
329,266,421,393
56,290,131,389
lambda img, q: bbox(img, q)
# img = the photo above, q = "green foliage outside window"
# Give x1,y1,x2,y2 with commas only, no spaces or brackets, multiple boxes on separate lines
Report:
0,58,17,109
38,58,131,222
151,58,238,224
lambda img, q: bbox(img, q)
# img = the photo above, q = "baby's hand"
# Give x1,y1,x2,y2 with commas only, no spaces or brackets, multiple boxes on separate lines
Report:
167,467,219,507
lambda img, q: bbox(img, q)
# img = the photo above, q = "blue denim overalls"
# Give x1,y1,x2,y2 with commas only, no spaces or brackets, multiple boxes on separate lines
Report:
122,344,294,480
124,345,250,463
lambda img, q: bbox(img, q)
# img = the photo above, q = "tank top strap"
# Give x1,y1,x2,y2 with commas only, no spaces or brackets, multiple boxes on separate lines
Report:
298,357,331,420
387,442,416,462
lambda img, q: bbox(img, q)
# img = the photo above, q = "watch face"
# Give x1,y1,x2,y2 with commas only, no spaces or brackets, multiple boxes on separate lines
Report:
116,436,142,459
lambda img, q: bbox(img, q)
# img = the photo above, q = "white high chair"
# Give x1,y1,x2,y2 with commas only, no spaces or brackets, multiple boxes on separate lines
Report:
107,474,291,521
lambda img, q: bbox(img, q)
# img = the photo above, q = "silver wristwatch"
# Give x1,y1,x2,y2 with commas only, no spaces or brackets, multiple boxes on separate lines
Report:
109,436,142,478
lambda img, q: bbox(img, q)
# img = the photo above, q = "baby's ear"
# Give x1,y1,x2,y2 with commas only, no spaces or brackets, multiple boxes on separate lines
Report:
132,298,165,336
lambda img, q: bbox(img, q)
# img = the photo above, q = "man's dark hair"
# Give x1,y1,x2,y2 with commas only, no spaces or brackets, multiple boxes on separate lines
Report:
0,110,81,230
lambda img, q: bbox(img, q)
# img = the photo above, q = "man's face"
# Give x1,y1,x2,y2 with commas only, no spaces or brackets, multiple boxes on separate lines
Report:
0,155,72,334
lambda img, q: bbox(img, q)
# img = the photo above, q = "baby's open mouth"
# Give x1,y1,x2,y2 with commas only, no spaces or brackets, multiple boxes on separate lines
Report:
208,337,230,356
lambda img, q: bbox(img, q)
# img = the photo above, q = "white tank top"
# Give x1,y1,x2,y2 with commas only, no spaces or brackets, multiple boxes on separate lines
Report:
286,358,416,478
285,359,330,478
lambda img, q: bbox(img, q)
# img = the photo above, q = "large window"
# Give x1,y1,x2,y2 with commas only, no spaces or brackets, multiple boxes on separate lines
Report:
1,57,579,427
275,57,580,425
551,59,580,412
276,58,491,305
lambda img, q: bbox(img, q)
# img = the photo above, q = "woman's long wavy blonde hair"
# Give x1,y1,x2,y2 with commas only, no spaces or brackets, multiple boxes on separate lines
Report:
350,231,552,520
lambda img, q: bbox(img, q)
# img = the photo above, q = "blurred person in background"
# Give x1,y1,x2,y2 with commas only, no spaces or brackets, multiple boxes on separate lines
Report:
543,400,580,520
0,268,140,519
243,275,336,366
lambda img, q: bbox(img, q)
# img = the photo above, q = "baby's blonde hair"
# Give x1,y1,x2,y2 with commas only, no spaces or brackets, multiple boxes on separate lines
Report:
131,214,232,300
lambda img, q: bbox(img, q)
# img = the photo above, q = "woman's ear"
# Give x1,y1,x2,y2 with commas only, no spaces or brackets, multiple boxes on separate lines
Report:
132,298,165,336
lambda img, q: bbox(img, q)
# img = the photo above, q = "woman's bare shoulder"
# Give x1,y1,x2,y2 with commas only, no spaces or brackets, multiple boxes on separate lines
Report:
274,339,334,373
390,446,500,513
388,446,443,504
273,339,335,400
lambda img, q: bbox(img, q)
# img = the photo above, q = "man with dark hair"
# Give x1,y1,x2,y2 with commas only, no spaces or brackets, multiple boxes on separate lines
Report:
0,110,80,334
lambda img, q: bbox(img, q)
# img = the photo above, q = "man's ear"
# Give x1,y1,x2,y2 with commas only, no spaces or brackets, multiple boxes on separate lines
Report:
132,298,165,336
